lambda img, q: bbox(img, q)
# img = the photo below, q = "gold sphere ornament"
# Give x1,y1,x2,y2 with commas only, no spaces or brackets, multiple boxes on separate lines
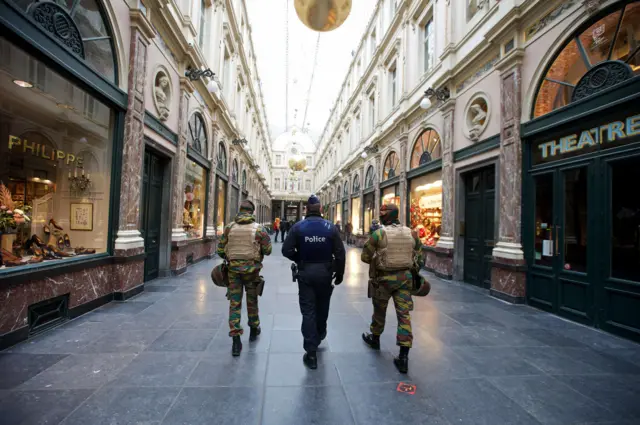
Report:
294,0,352,32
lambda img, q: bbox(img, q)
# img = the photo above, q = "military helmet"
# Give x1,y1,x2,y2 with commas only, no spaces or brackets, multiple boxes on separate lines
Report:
211,263,229,287
411,269,432,297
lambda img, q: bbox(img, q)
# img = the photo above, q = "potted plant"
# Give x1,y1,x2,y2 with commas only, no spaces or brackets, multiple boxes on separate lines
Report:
0,183,31,254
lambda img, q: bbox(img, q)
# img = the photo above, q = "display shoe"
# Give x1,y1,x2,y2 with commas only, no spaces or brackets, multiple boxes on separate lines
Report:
75,247,96,255
63,234,71,249
42,247,59,260
49,218,63,230
249,326,261,342
1,248,22,263
303,352,318,370
47,233,57,248
362,332,381,350
231,336,242,357
48,244,73,257
43,224,50,236
30,245,44,258
57,237,65,251
27,255,44,264
30,234,47,247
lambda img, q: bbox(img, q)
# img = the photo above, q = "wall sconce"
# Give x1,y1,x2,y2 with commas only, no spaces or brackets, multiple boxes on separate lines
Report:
68,168,91,192
420,86,451,110
185,68,220,94
232,138,248,146
361,145,379,158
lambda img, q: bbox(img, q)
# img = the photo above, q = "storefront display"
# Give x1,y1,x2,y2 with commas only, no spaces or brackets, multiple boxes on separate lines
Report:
0,38,113,270
409,172,442,247
335,203,341,224
183,161,205,239
215,177,227,236
381,185,400,206
363,192,374,233
351,197,361,234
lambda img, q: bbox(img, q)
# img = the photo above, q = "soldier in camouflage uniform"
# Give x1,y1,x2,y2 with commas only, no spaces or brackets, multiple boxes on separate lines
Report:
217,200,272,356
361,203,422,373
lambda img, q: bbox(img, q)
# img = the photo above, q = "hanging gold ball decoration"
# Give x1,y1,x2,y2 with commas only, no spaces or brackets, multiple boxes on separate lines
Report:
294,0,352,32
288,157,307,172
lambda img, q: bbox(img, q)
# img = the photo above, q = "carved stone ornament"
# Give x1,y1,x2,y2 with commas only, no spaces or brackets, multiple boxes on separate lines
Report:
153,70,172,121
28,1,85,58
572,60,633,102
583,0,606,14
465,94,490,142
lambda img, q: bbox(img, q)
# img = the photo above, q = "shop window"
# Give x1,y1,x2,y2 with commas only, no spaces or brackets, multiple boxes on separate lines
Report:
183,161,205,240
363,192,375,233
231,159,238,183
381,185,400,207
215,177,227,236
411,129,442,169
611,157,640,282
351,197,361,234
383,151,400,180
241,170,247,190
188,113,207,157
563,168,588,273
409,171,442,246
15,0,118,83
0,38,113,270
343,181,349,198
217,142,227,173
534,2,640,118
365,165,375,188
352,174,360,193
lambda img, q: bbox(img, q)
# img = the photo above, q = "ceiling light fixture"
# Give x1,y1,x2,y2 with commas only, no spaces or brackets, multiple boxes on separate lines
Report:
13,80,33,88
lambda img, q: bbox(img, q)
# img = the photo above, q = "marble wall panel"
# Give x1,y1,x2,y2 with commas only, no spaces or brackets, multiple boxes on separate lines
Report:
490,266,526,300
170,240,215,273
425,249,453,280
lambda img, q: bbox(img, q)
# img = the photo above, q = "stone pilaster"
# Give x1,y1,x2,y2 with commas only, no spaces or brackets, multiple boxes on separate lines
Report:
170,80,194,244
358,165,365,234
114,11,154,255
491,53,527,303
428,99,455,280
399,136,408,225
374,154,382,218
280,200,285,219
206,126,218,238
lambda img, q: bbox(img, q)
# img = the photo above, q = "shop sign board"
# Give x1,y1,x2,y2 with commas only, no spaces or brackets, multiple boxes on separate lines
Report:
533,114,640,164
8,134,85,166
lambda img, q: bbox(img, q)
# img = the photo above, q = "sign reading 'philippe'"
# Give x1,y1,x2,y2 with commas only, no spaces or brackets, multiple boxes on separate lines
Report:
8,135,84,166
536,114,640,163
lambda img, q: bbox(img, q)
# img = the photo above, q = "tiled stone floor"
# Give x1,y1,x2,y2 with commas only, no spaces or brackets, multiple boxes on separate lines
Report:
2,246,640,424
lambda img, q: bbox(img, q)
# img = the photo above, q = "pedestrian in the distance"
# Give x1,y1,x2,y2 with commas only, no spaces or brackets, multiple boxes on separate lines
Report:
282,195,345,370
273,217,280,242
280,217,288,241
345,221,353,245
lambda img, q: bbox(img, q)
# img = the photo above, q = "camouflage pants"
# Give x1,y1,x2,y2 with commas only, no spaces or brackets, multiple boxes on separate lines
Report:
370,272,413,347
227,271,260,337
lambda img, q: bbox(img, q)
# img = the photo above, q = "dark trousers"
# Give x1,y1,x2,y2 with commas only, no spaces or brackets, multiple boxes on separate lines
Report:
298,275,334,353
275,230,279,242
280,229,287,241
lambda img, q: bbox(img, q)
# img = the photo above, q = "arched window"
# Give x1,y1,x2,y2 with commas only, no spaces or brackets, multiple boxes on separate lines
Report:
411,128,442,168
199,0,206,48
242,170,247,190
383,151,400,180
343,181,349,197
188,112,207,156
337,184,341,200
231,159,239,183
365,165,374,188
17,0,119,82
533,2,640,118
217,142,227,173
352,174,360,193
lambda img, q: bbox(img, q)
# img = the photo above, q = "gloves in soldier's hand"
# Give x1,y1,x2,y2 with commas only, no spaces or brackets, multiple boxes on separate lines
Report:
333,273,343,285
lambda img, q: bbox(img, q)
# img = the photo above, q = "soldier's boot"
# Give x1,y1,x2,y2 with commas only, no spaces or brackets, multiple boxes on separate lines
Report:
361,333,380,350
232,336,242,357
393,346,409,374
303,351,318,370
249,326,261,342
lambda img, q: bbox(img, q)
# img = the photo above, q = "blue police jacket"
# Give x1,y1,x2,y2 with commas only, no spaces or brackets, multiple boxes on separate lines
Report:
282,214,345,276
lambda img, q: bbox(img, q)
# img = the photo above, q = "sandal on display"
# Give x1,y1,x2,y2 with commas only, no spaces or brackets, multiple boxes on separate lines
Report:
63,234,71,249
49,218,63,230
57,237,65,251
43,224,51,235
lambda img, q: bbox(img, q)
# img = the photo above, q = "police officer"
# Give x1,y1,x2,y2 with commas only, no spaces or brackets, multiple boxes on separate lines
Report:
361,203,422,373
282,195,345,369
217,200,272,356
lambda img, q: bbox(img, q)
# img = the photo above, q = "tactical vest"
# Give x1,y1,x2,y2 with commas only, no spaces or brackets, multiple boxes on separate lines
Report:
225,222,261,261
297,218,334,263
375,224,414,271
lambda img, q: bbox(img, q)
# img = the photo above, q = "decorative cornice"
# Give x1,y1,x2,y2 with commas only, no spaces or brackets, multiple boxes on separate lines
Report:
130,9,156,43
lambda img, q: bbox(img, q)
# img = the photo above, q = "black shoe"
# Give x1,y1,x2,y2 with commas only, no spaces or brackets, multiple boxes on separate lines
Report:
232,336,242,356
362,333,380,350
249,326,261,342
303,352,318,370
394,346,409,373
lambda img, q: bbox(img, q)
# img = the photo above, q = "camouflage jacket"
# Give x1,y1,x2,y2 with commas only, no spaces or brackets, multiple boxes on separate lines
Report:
217,212,272,273
361,221,423,283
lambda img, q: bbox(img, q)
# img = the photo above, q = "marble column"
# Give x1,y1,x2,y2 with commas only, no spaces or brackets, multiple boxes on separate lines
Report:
399,136,408,225
114,12,153,255
358,165,365,234
428,99,455,279
206,125,218,238
280,200,285,219
374,154,382,218
491,57,527,303
170,80,193,244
